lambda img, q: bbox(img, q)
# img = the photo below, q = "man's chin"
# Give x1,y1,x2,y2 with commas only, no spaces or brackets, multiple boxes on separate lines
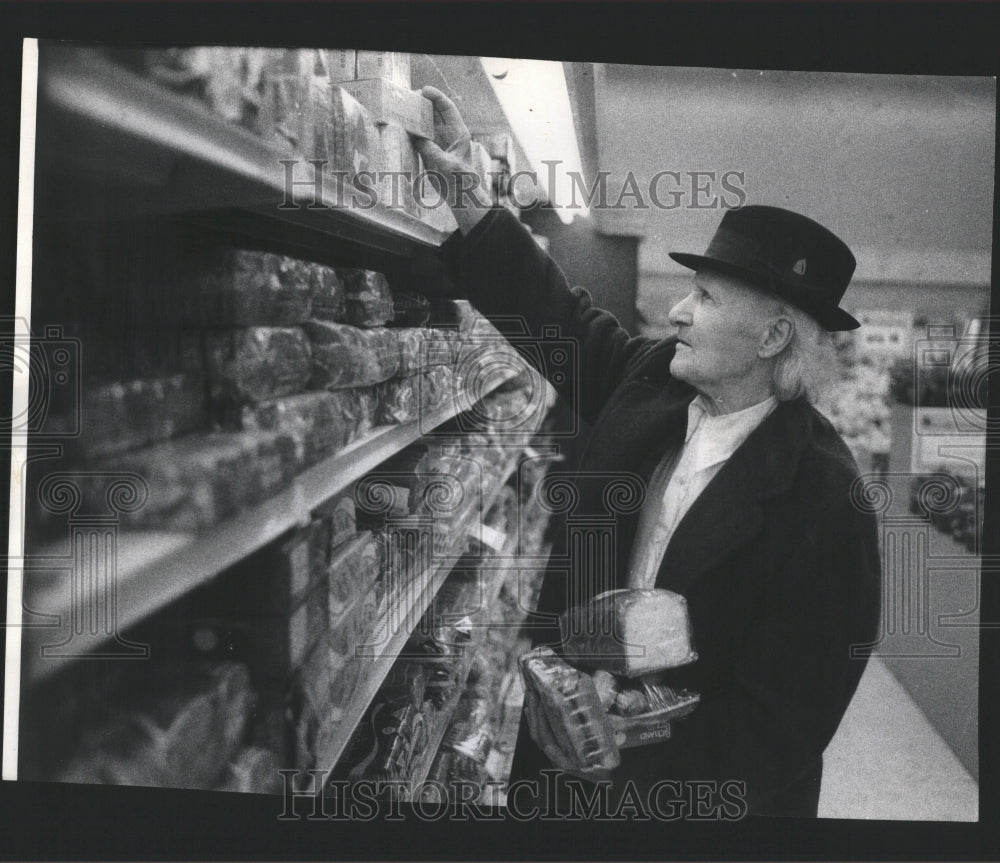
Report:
669,354,691,383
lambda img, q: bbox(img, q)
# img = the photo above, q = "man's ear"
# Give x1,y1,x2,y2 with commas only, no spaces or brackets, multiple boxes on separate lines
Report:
758,315,794,358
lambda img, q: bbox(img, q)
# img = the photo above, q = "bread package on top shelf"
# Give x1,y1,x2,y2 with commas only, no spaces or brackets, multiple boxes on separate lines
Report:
372,122,421,215
342,78,433,139
257,49,333,159
303,320,400,388
205,326,312,405
134,47,269,131
329,85,380,184
186,249,313,327
323,49,357,84
355,51,411,87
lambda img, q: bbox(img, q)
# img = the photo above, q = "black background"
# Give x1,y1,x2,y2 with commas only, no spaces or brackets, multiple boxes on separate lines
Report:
0,2,998,859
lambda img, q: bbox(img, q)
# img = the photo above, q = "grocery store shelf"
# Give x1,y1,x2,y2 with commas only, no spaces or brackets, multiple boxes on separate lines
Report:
315,453,522,780
37,46,450,260
407,649,477,791
21,374,517,686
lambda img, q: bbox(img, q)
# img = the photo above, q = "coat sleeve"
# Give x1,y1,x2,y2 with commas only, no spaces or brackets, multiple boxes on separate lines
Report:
613,494,882,813
443,207,659,426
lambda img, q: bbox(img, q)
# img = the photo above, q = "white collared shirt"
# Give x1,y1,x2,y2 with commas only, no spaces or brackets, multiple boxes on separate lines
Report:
626,394,778,590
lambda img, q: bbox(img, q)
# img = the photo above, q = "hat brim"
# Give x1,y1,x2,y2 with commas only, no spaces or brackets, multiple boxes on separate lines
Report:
669,252,860,331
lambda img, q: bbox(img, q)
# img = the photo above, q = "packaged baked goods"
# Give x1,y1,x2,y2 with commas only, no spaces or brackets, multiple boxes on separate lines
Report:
231,390,364,467
371,121,421,215
257,49,332,159
605,681,700,750
308,263,346,321
186,249,313,327
518,647,620,779
559,589,697,677
341,78,432,138
375,375,419,426
313,490,358,560
388,292,431,327
205,326,312,404
59,661,256,790
323,49,357,84
339,268,395,328
303,320,400,388
86,429,298,532
396,329,454,376
355,51,411,87
329,85,379,183
418,366,454,413
73,372,207,461
290,642,334,772
140,47,267,130
327,531,383,623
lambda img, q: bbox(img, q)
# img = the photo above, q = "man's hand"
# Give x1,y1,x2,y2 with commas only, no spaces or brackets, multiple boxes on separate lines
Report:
415,86,492,234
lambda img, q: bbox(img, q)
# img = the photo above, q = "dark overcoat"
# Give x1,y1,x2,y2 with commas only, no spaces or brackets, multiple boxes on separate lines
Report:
445,208,882,817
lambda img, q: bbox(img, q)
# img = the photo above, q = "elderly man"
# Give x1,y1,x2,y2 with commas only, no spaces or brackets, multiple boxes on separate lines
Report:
416,87,881,818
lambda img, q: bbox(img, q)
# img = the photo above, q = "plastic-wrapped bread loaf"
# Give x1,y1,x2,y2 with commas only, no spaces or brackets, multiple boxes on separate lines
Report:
559,589,697,678
339,268,395,327
375,376,419,425
396,328,453,375
187,250,313,327
58,661,256,790
303,320,400,388
138,47,268,130
232,389,374,467
518,647,620,777
418,366,453,412
87,429,298,531
388,292,431,327
73,372,207,461
308,263,346,322
205,327,312,404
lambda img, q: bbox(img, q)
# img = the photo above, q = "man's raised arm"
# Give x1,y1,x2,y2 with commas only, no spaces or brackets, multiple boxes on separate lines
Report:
415,87,659,424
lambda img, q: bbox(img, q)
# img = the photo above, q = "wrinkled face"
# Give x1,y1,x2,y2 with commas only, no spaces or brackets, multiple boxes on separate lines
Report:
668,269,778,397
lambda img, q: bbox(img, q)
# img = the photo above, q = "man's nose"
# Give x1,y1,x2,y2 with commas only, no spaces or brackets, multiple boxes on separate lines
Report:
668,293,694,329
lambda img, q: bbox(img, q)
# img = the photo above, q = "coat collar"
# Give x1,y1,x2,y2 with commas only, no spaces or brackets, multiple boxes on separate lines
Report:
656,395,815,595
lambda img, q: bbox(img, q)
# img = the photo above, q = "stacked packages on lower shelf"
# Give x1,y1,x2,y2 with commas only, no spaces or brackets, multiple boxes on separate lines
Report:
328,418,559,803
30,367,555,795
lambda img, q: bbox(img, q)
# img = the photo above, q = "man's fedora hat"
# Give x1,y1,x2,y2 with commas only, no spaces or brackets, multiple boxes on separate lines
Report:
669,205,860,331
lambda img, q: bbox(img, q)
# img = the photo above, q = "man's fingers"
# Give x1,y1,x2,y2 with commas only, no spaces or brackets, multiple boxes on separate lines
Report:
420,85,469,142
420,85,462,122
413,136,447,163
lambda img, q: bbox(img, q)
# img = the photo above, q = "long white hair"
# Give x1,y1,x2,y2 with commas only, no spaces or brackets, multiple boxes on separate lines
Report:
771,302,837,404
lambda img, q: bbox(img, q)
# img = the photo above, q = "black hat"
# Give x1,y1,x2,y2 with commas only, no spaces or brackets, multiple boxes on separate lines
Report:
669,205,860,331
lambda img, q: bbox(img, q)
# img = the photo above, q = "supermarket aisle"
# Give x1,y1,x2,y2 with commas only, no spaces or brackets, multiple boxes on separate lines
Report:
818,656,978,821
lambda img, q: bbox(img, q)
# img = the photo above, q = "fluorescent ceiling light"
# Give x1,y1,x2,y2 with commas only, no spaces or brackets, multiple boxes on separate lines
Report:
480,56,589,224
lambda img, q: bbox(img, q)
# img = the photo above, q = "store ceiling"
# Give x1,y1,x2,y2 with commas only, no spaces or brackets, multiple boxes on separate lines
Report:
409,55,993,287
590,64,995,285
